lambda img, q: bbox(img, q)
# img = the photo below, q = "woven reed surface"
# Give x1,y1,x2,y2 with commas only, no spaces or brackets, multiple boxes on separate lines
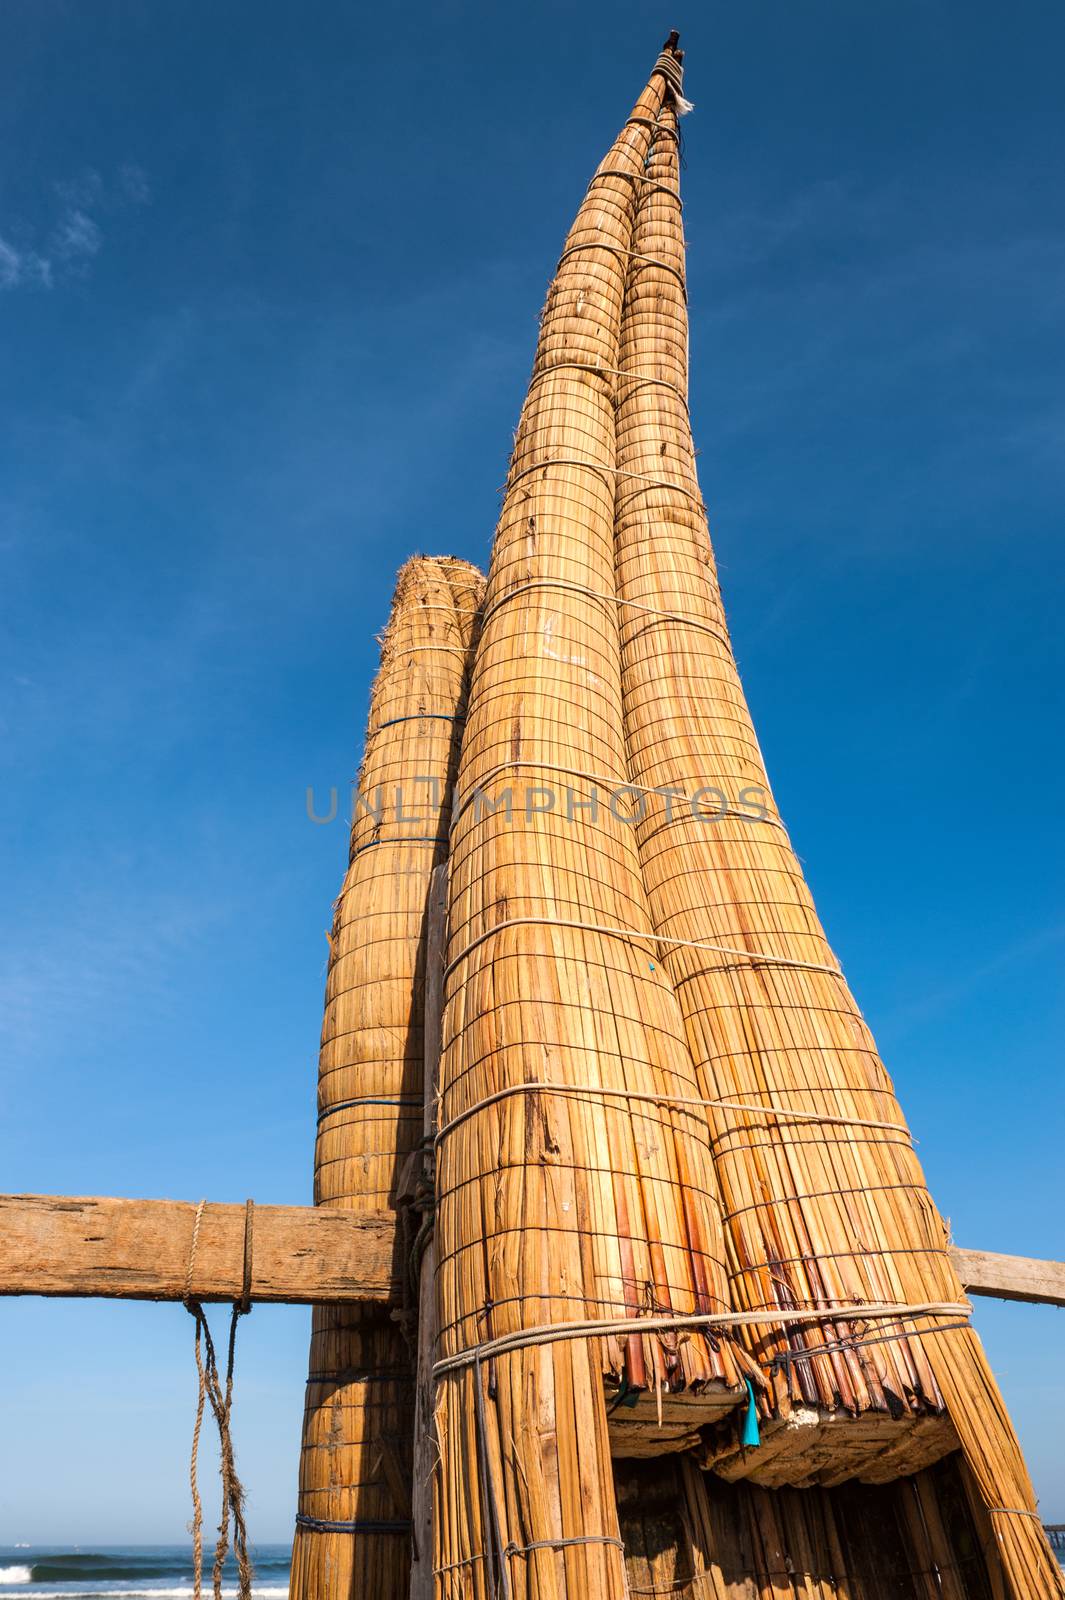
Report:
617,1454,997,1600
290,556,483,1600
613,100,959,1449
912,1326,1065,1595
611,101,1063,1595
433,51,745,1600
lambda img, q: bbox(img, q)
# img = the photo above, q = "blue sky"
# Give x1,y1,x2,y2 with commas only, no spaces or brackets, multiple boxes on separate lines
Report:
1,0,1063,1546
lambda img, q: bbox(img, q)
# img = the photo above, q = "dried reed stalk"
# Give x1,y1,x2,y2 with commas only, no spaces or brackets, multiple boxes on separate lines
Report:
610,96,1063,1596
913,1330,1064,1596
617,1453,999,1600
433,42,744,1600
289,556,483,1600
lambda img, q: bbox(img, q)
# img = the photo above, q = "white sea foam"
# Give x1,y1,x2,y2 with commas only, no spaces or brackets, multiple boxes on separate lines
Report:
0,1590,289,1599
0,1571,31,1584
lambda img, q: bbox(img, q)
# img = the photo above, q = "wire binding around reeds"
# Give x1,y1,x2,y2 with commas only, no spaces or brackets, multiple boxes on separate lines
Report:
432,1079,912,1147
431,1301,973,1382
442,914,844,987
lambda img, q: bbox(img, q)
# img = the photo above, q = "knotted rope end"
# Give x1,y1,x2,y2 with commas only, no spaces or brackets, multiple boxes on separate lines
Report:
655,32,694,115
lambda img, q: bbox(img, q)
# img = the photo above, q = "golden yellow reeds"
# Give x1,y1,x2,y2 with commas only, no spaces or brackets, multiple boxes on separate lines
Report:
609,83,1062,1599
287,34,1059,1600
289,555,483,1600
432,45,745,1600
617,1453,998,1600
612,92,945,1466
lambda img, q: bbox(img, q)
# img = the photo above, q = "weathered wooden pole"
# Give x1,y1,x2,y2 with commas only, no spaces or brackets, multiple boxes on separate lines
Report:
0,1193,397,1302
2,1193,1061,1311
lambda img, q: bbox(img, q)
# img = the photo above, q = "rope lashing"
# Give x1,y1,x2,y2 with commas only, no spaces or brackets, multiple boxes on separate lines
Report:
184,1198,206,1302
432,1301,973,1382
449,755,785,834
183,1200,254,1600
589,167,682,203
653,50,685,96
238,1198,254,1316
730,1244,951,1280
442,914,845,988
503,451,706,510
652,51,684,91
433,1080,913,1150
389,644,470,657
316,1093,423,1126
184,1204,207,1600
477,576,727,647
769,1318,973,1383
295,1514,413,1534
305,1367,416,1384
555,241,687,297
652,36,694,115
434,1533,627,1579
519,356,692,412
375,712,467,730
350,833,447,859
625,114,679,140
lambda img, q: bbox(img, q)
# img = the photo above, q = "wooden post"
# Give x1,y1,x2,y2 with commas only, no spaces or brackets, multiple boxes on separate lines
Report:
409,864,447,1600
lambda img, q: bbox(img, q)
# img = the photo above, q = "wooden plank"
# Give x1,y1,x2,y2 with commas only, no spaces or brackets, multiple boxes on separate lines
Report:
950,1245,1065,1308
0,1194,399,1304
3,1201,1060,1313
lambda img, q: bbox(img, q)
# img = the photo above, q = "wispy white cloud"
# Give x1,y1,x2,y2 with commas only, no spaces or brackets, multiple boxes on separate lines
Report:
0,232,52,290
54,169,105,210
0,163,150,292
53,206,102,261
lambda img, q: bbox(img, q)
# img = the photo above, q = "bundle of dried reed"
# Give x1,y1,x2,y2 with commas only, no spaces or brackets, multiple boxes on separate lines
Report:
617,1453,998,1600
432,44,745,1600
285,35,1058,1600
289,556,483,1600
610,87,1062,1598
612,98,957,1481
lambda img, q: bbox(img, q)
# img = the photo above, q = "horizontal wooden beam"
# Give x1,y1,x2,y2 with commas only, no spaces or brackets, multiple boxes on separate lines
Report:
950,1245,1065,1309
1,1195,1061,1312
0,1194,400,1305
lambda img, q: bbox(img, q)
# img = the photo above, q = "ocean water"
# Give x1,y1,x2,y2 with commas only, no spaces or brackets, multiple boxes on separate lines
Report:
0,1548,291,1600
2,1540,1058,1590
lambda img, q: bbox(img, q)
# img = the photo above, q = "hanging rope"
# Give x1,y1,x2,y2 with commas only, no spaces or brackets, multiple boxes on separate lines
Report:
183,1200,255,1600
